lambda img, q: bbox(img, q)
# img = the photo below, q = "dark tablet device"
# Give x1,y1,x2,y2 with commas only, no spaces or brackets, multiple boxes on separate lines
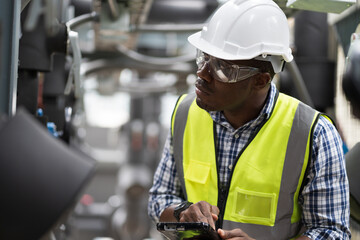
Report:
156,222,221,240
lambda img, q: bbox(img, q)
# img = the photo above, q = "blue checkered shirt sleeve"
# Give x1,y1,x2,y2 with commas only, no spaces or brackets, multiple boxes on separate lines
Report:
299,116,351,239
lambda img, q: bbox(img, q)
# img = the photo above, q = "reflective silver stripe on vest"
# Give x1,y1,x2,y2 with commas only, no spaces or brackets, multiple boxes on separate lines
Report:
223,101,317,239
173,93,196,200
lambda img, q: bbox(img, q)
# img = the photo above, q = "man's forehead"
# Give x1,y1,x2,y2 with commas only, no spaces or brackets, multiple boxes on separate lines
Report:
227,59,257,65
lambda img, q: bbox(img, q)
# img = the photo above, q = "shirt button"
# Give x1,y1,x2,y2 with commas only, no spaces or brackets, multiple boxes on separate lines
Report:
229,164,233,170
234,133,240,139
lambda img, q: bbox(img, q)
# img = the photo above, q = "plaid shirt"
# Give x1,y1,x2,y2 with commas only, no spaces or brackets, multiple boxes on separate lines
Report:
148,83,351,239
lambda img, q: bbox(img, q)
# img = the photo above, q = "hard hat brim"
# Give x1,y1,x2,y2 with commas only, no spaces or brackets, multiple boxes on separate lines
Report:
188,31,245,60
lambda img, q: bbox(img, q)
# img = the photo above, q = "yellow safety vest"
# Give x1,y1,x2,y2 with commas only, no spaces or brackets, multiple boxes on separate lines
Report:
171,92,320,239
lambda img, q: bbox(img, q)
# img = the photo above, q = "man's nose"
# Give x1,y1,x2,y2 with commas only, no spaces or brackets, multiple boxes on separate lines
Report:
196,62,212,82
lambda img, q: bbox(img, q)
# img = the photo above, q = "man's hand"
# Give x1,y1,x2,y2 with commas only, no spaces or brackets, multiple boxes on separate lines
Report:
217,229,312,240
179,201,219,229
217,228,255,240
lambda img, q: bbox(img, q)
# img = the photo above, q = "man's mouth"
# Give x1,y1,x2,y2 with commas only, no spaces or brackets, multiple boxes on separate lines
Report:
195,78,212,96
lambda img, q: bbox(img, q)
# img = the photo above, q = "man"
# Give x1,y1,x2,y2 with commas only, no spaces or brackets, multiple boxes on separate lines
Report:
148,0,351,239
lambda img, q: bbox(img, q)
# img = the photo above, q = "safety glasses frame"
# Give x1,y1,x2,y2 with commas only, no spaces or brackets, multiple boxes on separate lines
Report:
196,50,261,83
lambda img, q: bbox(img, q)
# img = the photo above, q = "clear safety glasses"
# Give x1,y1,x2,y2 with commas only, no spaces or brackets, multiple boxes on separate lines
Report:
196,50,261,83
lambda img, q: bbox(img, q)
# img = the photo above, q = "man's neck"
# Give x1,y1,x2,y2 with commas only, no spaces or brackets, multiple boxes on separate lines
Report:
223,87,270,129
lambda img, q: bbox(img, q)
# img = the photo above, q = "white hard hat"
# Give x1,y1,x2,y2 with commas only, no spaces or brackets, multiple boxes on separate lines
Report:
188,0,293,73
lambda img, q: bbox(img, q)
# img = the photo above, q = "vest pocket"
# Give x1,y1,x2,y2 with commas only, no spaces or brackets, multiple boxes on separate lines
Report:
184,160,210,184
231,187,276,226
184,161,211,202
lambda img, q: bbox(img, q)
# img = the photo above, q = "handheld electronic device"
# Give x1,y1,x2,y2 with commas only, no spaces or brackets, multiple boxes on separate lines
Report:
156,222,221,240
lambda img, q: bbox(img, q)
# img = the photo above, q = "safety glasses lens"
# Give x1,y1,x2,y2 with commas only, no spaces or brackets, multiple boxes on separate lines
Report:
212,60,236,82
196,50,209,68
195,50,260,83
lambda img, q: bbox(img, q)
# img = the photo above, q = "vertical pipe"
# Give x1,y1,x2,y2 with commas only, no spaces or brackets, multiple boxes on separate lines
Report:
287,60,315,108
0,0,21,117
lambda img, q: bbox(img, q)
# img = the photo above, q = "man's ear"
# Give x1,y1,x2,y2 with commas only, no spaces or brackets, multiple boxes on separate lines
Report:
253,72,271,89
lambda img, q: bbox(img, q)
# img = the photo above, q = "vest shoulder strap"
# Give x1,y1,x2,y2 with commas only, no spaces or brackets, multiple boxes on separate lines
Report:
172,93,196,199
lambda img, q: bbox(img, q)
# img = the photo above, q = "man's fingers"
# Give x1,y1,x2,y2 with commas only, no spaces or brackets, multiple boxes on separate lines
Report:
179,201,218,229
218,229,227,239
210,205,220,215
198,201,217,228
218,228,253,240
180,203,207,222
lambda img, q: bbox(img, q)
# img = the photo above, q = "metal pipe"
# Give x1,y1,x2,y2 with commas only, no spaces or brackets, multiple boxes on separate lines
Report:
66,11,99,29
0,0,21,117
134,23,204,32
107,0,120,20
21,0,32,11
81,58,196,76
116,44,195,65
287,60,315,108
